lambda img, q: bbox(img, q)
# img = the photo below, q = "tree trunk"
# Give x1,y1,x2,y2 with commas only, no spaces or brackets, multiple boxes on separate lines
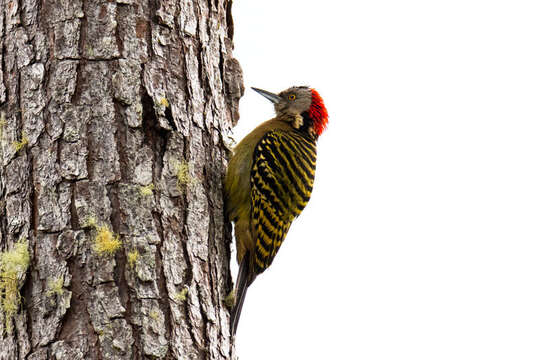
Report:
0,0,243,358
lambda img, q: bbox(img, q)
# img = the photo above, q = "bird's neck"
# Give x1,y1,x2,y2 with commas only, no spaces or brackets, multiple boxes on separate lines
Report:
299,112,318,139
276,112,318,140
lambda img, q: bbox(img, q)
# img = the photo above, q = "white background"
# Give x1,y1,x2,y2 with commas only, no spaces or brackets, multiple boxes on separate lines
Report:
230,1,540,359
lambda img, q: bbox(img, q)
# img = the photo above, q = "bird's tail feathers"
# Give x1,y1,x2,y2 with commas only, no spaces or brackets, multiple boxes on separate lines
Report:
231,254,253,336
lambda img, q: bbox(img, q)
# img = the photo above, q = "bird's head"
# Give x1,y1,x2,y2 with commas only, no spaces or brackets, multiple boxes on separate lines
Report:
252,86,328,138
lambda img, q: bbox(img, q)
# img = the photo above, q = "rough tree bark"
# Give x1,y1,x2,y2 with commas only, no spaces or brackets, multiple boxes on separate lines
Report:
0,0,243,358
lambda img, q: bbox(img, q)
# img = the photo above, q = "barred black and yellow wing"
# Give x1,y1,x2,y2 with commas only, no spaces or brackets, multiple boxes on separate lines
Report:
250,129,317,274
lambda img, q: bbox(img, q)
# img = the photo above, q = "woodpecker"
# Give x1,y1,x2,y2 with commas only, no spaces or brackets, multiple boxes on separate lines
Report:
224,86,328,335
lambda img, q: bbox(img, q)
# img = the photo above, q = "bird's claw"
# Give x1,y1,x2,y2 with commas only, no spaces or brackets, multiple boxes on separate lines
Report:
224,289,236,308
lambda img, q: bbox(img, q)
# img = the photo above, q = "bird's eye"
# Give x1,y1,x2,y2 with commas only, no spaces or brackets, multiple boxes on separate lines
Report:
288,94,296,101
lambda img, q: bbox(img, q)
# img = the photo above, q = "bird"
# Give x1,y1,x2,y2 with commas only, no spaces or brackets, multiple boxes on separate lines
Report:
224,85,328,335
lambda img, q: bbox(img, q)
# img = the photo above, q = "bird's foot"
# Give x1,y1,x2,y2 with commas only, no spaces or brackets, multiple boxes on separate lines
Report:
224,289,236,308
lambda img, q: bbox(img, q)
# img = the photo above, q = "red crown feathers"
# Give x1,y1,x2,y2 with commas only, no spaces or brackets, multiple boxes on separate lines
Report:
308,89,328,136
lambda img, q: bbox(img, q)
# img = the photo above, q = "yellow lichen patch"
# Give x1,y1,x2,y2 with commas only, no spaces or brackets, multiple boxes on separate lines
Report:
93,225,122,256
149,309,159,321
12,132,28,152
127,250,139,269
174,288,188,303
175,161,197,191
176,161,190,186
46,276,64,297
0,238,30,333
83,216,98,229
159,97,169,108
139,183,154,196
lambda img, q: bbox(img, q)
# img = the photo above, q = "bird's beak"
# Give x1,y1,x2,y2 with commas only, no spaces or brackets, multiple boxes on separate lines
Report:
251,87,281,104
